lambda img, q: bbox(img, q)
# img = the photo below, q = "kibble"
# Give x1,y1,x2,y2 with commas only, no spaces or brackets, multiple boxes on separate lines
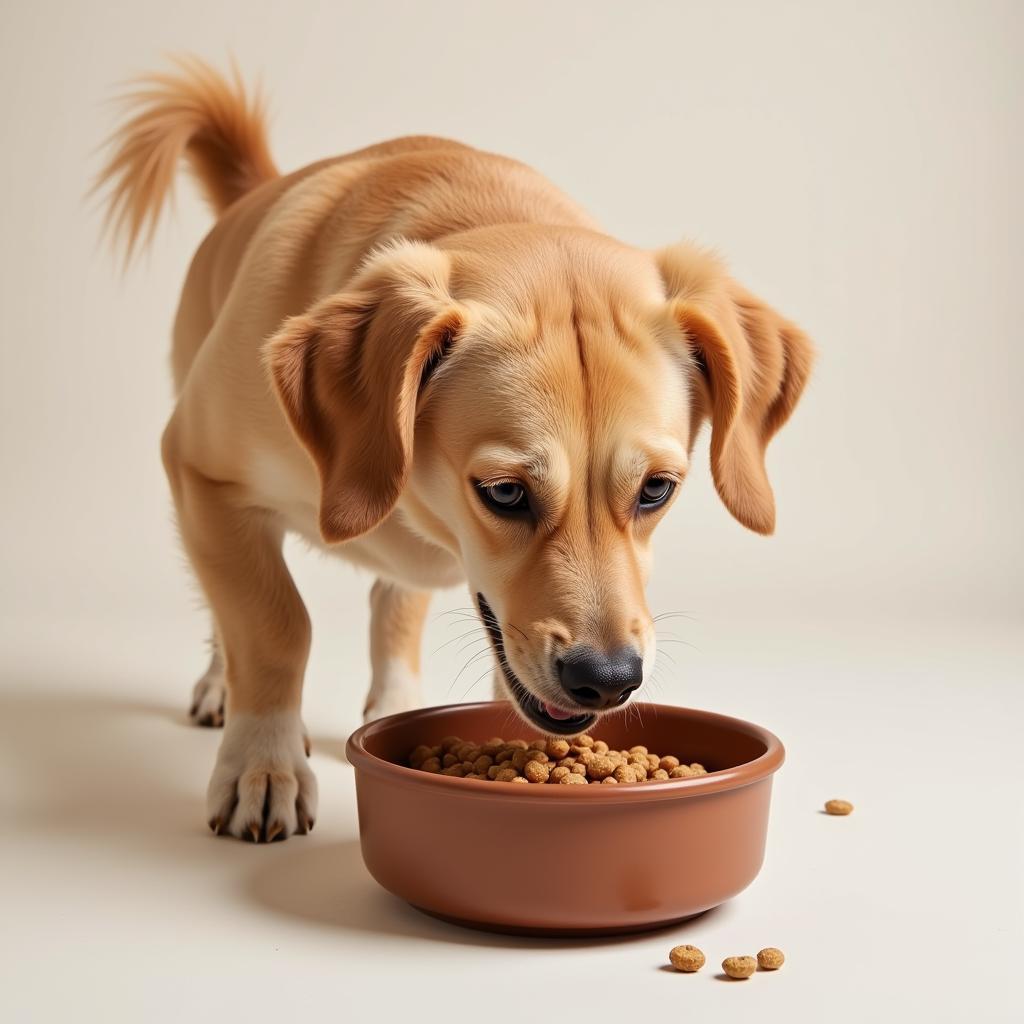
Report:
757,947,785,970
548,739,570,759
409,744,432,767
825,799,854,815
587,755,616,780
669,944,705,973
408,734,707,787
722,956,757,979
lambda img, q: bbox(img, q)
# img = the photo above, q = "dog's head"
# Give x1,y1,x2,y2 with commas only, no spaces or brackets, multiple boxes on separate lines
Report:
265,230,814,733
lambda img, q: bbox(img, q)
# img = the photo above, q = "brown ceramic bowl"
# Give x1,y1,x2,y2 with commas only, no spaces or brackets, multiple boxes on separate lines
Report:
346,701,784,935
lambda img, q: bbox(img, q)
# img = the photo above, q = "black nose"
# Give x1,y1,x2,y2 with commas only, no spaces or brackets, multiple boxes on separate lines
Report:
557,647,643,710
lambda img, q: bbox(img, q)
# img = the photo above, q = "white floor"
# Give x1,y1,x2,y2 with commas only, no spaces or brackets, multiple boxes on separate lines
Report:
1,610,1020,1023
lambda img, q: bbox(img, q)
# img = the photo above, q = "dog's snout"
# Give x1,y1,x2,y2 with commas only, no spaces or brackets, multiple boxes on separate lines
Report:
556,647,643,710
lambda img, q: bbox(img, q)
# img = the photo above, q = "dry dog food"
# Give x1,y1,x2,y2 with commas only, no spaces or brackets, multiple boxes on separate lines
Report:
721,955,757,979
408,734,708,785
669,944,705,972
757,947,785,970
824,798,854,815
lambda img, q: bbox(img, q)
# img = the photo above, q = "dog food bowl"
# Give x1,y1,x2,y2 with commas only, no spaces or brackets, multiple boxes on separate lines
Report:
346,701,784,936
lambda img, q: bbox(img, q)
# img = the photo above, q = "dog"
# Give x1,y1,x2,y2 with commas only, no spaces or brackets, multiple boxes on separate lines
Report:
96,57,814,842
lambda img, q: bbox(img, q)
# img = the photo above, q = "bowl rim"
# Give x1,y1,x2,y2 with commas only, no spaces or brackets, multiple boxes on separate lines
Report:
345,701,784,803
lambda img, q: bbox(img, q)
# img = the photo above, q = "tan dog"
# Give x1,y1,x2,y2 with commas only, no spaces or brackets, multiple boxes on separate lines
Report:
97,58,814,842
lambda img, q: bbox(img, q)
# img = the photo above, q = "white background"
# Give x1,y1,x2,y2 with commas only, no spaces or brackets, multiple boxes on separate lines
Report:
1,2,1020,1021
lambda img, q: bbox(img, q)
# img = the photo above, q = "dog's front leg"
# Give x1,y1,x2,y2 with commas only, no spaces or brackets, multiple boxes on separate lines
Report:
166,455,317,842
364,579,431,722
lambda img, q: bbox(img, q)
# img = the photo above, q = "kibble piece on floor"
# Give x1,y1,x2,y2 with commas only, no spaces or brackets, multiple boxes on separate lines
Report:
825,799,854,815
669,944,705,972
757,947,785,970
722,956,757,979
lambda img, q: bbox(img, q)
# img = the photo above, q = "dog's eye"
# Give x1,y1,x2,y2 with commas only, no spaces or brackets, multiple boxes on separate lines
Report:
638,476,675,511
477,481,531,517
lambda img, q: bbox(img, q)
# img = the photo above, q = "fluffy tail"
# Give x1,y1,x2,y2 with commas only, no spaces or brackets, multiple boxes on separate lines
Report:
94,55,278,261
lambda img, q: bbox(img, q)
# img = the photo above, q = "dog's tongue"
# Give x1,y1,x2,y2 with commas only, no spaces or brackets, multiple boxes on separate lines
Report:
543,702,575,721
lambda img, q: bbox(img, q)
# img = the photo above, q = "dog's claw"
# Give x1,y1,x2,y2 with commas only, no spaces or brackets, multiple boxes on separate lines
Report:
190,669,226,729
205,713,319,842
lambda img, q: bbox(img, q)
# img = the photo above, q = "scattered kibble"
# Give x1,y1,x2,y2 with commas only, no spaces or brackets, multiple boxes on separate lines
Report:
757,947,785,970
669,945,705,972
407,734,708,785
825,799,854,815
722,956,757,979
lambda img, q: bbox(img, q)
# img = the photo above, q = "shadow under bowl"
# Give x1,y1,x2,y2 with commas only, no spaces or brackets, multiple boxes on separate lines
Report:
346,701,784,936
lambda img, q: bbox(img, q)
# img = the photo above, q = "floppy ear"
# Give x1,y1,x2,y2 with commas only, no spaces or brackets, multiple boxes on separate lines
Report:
657,244,815,535
263,240,465,543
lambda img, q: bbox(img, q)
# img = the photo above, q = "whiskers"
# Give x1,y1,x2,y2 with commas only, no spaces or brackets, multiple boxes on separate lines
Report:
645,608,699,707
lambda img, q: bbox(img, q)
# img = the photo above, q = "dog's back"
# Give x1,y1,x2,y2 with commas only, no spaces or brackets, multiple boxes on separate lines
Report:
94,58,595,391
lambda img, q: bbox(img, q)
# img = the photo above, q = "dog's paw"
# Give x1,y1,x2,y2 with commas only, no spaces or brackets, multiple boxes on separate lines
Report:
363,665,422,723
206,711,317,842
189,658,225,728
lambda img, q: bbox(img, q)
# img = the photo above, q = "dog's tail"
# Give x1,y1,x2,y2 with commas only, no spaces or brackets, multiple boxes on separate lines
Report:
93,55,278,262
